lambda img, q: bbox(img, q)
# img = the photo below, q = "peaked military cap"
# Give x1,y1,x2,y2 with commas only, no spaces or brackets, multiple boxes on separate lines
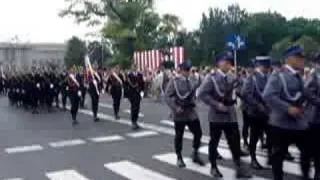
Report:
179,60,192,70
215,51,234,64
255,56,271,67
284,45,304,58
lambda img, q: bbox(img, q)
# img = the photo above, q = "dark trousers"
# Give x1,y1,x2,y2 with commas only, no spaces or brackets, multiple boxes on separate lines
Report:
90,91,99,118
31,92,39,111
309,124,320,177
242,110,250,145
46,93,54,111
69,90,80,121
80,88,86,107
174,120,202,154
62,91,68,108
249,115,270,160
111,87,122,116
209,122,241,167
128,92,141,123
270,126,310,180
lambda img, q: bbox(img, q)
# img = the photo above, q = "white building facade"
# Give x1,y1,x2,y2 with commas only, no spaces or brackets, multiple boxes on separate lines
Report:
0,42,66,71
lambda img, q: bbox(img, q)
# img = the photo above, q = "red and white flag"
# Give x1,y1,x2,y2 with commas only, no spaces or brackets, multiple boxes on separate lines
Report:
133,46,184,70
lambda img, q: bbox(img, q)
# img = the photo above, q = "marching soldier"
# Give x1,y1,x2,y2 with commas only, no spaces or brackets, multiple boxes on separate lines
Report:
164,60,204,168
67,66,81,125
304,52,320,180
60,72,69,111
88,69,101,122
197,51,251,178
241,56,272,169
263,45,310,180
106,66,124,120
78,71,87,109
239,59,255,149
125,65,144,130
31,72,41,114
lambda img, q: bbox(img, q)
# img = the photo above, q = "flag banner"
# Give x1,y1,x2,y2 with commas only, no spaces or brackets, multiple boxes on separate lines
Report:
133,46,184,71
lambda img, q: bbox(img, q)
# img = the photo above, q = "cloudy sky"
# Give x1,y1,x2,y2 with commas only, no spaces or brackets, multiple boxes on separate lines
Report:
0,0,318,43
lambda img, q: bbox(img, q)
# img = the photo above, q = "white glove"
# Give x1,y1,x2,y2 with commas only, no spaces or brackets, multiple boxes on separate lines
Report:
77,91,82,97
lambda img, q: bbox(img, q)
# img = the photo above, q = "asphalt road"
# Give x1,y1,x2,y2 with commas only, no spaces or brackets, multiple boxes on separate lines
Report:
0,95,306,180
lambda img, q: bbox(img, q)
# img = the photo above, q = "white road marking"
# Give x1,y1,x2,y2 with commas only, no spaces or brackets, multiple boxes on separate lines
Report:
199,145,312,177
160,120,174,126
4,178,23,180
123,109,144,117
89,135,124,143
46,169,89,180
5,145,43,154
153,153,268,180
99,103,113,109
160,120,189,130
104,160,176,180
80,109,274,157
78,108,298,162
49,139,86,148
126,130,158,138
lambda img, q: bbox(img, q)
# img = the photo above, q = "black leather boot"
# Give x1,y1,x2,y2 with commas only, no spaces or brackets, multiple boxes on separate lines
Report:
191,150,205,166
210,165,223,178
236,165,252,178
251,158,264,170
176,154,186,168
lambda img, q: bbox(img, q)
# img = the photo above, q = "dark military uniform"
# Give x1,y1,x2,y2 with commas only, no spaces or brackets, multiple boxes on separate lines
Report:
68,72,81,125
88,71,101,122
106,71,124,119
125,71,144,130
165,60,204,168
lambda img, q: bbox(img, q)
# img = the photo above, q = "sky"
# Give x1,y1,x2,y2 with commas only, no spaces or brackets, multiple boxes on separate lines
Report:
0,0,319,43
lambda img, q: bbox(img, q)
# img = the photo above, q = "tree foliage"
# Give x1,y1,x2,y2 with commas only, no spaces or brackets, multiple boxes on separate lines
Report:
61,1,320,67
64,36,86,67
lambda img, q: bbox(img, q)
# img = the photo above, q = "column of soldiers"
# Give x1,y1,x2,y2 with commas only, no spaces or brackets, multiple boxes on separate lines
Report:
5,70,63,114
164,45,320,180
4,45,320,179
3,65,145,131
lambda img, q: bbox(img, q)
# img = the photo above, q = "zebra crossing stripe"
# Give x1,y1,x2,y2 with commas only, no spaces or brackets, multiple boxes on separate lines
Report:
46,169,89,180
153,153,269,180
104,160,176,180
160,120,190,130
99,103,113,109
49,139,86,148
5,145,43,154
160,120,175,127
3,178,23,180
198,146,310,177
123,109,144,117
88,135,124,143
159,119,299,158
126,130,158,138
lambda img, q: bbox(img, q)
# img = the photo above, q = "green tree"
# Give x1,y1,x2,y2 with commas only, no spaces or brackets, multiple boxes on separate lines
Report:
61,0,182,67
88,41,112,67
64,36,86,67
243,11,288,58
271,35,320,61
